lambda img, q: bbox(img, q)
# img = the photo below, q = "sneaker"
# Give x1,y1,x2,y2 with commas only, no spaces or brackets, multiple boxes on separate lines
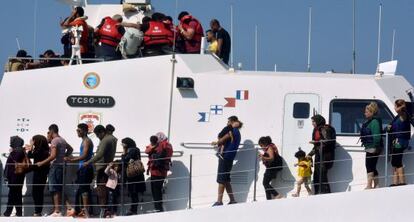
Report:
212,201,223,207
49,211,63,217
66,209,76,217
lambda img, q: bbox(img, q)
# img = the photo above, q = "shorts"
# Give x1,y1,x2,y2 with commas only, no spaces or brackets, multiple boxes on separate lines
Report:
48,165,64,193
96,168,108,187
365,152,379,176
217,158,234,184
77,166,94,194
391,148,404,168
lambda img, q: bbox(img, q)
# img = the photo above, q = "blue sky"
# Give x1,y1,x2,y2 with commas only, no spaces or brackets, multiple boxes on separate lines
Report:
1,0,414,84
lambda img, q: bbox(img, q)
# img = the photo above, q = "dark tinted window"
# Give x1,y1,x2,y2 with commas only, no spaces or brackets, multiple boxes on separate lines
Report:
330,100,394,135
293,103,310,119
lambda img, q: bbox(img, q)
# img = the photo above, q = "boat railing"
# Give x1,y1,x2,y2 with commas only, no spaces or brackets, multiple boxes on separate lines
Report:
0,131,412,216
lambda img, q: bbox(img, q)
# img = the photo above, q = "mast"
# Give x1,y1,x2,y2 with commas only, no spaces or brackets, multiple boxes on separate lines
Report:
230,4,234,68
352,0,356,74
377,4,382,66
307,6,312,72
255,25,258,71
391,29,396,60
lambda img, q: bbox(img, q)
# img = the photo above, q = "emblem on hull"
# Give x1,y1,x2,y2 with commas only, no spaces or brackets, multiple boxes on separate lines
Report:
83,72,101,89
78,111,102,134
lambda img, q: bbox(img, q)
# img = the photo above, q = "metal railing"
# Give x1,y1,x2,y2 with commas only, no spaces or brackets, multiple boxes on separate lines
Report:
1,131,413,216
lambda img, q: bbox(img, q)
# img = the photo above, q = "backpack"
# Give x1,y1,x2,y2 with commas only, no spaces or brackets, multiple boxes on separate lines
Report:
119,28,143,58
360,118,384,152
126,159,145,178
15,154,31,175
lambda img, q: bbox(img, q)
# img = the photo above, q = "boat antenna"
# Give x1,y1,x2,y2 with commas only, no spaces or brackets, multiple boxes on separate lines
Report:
167,0,179,140
352,0,356,74
255,25,258,71
376,3,383,66
33,0,38,57
15,37,21,50
307,6,312,72
230,4,234,68
391,29,396,60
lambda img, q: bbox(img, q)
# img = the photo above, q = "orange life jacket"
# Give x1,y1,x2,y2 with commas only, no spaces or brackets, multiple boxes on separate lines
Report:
144,21,174,46
179,15,204,45
98,17,123,47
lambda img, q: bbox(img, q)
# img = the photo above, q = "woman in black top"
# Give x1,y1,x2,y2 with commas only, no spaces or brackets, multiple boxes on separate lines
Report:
3,136,26,217
26,135,50,216
121,137,146,215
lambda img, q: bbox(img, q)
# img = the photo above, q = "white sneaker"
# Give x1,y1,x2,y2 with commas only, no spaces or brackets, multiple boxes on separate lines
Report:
49,212,62,217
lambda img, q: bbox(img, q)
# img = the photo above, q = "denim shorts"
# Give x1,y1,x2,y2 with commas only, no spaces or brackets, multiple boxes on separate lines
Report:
48,165,64,193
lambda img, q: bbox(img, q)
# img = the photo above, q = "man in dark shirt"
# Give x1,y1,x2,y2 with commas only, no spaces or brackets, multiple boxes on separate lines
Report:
210,19,231,65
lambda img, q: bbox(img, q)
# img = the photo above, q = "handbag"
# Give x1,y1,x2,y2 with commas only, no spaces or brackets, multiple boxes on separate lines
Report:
15,154,31,175
126,159,145,178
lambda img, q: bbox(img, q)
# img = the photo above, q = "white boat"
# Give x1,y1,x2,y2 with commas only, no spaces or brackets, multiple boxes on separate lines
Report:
0,0,413,221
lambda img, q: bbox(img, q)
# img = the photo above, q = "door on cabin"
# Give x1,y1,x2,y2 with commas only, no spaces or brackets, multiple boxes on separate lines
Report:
281,93,320,181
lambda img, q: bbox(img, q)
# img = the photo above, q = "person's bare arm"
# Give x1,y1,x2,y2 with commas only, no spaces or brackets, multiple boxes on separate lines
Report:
37,146,56,167
68,139,91,162
217,38,223,57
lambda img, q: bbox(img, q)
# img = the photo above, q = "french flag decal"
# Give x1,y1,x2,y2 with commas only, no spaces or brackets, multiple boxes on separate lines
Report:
236,90,249,100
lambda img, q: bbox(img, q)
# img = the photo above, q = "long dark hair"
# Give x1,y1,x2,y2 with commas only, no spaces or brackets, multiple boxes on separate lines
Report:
32,135,49,153
258,136,272,146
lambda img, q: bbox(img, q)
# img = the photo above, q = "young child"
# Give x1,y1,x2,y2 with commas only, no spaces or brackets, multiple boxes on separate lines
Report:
214,121,242,159
105,161,121,217
292,149,313,197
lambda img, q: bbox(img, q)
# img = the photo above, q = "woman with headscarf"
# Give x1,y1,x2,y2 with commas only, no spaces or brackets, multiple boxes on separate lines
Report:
26,135,50,216
145,132,173,212
121,137,146,215
3,136,26,217
307,114,336,194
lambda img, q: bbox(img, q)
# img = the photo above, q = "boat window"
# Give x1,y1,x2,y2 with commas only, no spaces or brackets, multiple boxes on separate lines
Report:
293,102,310,119
329,99,394,135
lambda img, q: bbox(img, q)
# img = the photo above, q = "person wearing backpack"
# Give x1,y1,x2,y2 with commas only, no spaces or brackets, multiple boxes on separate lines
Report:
121,137,146,215
258,136,283,200
307,114,336,194
145,133,173,212
3,136,26,217
360,102,382,189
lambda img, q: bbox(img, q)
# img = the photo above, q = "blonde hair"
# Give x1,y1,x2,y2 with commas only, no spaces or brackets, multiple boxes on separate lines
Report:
366,102,379,115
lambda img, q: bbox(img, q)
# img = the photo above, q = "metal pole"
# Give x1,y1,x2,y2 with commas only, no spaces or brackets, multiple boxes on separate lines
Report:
61,163,66,214
352,0,356,74
307,6,312,72
167,0,179,139
33,0,38,57
319,142,323,194
253,149,258,201
377,4,383,66
255,25,258,71
384,132,389,186
391,29,396,60
188,155,192,209
120,161,125,216
230,4,234,68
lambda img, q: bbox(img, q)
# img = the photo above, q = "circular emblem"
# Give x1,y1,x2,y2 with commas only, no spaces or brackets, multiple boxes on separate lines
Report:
83,72,100,89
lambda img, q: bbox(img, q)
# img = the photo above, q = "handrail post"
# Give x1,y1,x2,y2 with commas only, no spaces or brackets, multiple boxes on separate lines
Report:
319,142,323,194
188,155,193,209
61,162,66,214
384,132,389,187
120,161,125,216
253,147,258,202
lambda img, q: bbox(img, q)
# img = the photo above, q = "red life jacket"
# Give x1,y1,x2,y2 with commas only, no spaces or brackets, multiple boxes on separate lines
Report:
179,15,204,52
144,21,174,46
98,17,123,47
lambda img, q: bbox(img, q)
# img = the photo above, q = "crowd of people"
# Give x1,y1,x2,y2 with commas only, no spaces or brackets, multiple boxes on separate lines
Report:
4,6,232,73
3,124,173,218
2,99,412,217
